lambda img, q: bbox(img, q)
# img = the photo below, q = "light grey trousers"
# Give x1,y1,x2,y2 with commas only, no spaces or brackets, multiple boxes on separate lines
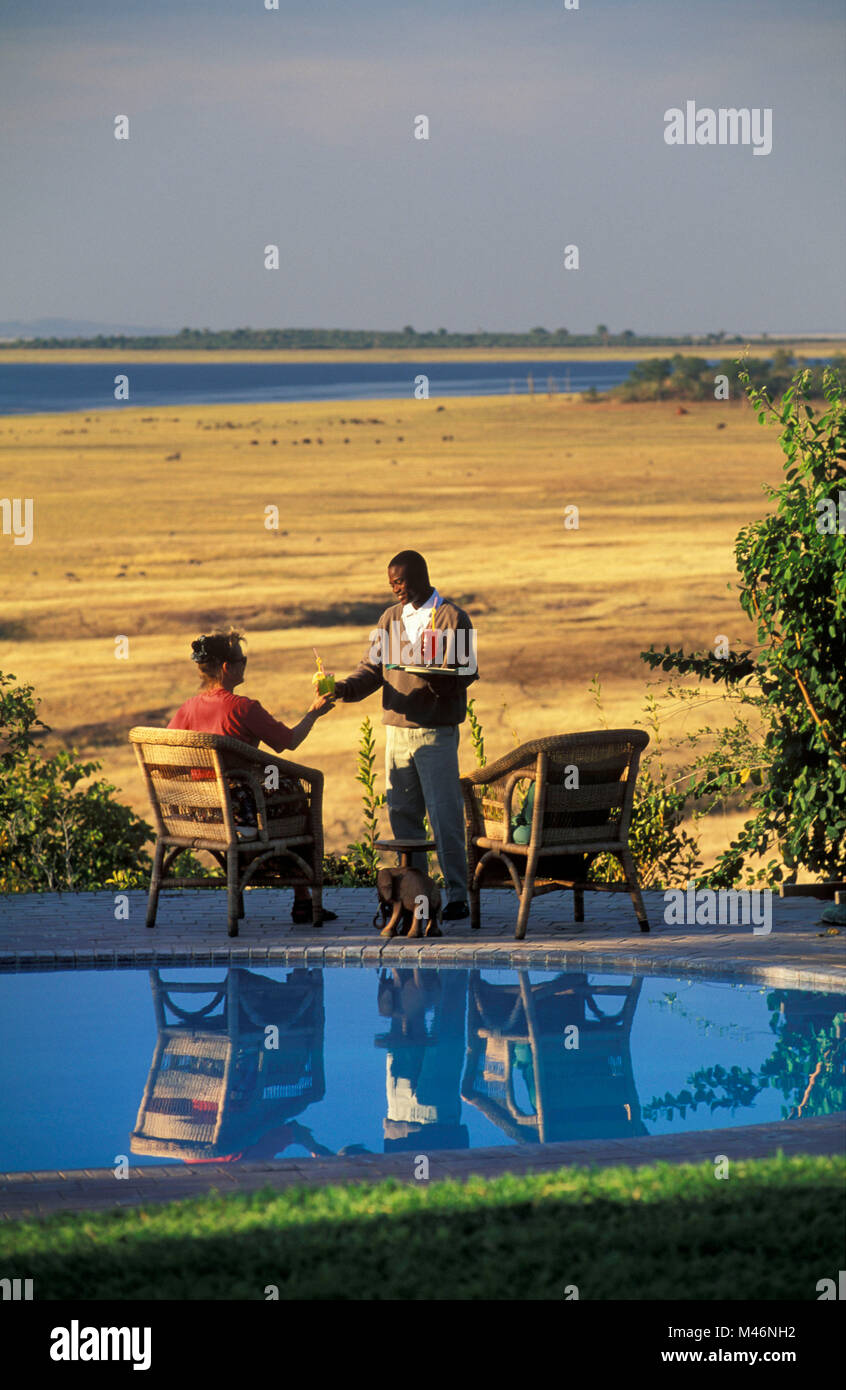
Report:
384,724,468,905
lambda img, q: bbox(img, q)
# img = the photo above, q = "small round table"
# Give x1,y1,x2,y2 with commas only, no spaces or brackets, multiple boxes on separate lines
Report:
375,838,436,868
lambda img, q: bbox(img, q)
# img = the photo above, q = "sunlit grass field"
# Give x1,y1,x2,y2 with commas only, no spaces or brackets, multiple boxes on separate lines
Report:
0,391,783,859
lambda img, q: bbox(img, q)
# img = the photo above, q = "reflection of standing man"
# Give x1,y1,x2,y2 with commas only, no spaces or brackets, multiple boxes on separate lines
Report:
376,968,469,1151
334,551,478,918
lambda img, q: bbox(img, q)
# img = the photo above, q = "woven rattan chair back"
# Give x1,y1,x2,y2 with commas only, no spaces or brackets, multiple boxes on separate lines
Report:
461,730,650,937
129,727,324,935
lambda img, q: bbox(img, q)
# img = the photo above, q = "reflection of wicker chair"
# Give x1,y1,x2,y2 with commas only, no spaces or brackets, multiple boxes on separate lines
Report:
131,968,325,1161
460,730,649,938
129,727,324,935
461,971,647,1144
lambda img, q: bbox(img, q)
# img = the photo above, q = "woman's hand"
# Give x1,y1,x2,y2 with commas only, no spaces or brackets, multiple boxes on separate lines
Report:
309,692,336,716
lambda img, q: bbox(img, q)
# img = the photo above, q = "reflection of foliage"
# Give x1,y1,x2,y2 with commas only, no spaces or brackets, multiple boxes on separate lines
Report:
645,1063,760,1122
651,987,756,1044
760,992,846,1118
645,991,846,1122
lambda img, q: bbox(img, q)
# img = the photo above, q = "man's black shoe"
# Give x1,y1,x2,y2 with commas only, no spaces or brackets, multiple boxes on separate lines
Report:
442,901,470,921
291,902,337,924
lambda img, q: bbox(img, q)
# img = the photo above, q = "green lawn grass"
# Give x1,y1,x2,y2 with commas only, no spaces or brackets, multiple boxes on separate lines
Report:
3,1155,844,1300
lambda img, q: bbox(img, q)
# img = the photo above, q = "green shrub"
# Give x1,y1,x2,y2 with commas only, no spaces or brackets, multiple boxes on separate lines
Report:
585,679,701,889
342,715,386,878
466,697,487,769
612,351,845,405
0,670,152,892
642,364,846,885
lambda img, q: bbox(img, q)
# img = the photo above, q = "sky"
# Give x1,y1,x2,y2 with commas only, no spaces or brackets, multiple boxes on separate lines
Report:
1,0,844,336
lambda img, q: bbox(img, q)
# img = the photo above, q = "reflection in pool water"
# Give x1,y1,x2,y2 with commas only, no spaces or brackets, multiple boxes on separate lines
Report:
133,969,328,1163
0,966,842,1172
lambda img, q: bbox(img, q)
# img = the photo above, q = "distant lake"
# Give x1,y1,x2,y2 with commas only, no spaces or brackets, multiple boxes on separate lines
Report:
0,358,649,416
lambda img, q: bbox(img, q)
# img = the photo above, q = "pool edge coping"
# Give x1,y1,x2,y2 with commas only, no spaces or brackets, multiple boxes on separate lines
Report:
1,1114,843,1223
2,939,844,992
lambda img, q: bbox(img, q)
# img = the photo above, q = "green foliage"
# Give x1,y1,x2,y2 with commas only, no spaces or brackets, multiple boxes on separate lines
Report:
642,365,846,884
342,715,387,879
320,852,375,887
3,1156,843,1301
626,356,673,387
1,327,760,353
614,351,846,404
466,697,487,769
586,680,701,889
103,850,216,891
0,671,152,892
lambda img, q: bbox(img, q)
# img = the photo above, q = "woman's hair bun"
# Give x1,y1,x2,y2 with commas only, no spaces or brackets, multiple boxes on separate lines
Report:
190,629,243,668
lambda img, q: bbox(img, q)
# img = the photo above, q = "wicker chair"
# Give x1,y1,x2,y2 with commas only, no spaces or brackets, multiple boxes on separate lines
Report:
129,726,324,936
460,730,649,938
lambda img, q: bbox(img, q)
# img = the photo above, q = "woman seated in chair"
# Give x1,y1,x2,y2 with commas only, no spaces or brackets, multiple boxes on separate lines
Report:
168,629,336,923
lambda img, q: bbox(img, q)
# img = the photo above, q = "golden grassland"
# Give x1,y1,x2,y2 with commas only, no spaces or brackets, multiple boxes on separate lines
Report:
0,341,843,365
1,392,784,862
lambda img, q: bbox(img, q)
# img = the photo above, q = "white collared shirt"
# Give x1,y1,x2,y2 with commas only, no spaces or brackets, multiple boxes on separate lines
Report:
401,588,440,645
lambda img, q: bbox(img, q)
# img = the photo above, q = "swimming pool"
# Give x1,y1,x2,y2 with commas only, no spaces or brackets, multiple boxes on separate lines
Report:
0,966,842,1171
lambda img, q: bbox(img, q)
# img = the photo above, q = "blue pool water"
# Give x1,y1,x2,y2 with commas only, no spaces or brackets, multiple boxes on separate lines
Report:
0,967,842,1172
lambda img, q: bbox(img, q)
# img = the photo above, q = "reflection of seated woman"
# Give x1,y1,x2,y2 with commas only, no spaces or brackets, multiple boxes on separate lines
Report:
168,629,336,923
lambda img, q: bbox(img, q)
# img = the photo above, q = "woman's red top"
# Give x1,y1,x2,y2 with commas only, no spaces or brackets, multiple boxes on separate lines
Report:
168,686,294,752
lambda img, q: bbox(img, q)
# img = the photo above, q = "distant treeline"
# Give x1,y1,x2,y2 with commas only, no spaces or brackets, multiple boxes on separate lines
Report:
608,350,846,403
0,325,796,351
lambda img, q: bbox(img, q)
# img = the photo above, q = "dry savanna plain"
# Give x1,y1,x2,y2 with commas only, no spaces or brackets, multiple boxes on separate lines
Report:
0,388,789,865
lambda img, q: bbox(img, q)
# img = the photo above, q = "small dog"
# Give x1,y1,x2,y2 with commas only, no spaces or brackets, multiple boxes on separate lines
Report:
373,866,443,938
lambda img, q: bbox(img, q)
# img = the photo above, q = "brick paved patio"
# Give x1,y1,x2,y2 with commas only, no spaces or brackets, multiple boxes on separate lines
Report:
1,886,843,1219
1,885,843,988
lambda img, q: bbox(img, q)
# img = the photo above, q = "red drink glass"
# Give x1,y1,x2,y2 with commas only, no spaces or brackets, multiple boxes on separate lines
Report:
421,629,442,665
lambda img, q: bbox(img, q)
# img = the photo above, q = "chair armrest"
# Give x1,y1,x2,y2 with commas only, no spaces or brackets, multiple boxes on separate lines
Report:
462,765,491,787
259,753,324,791
462,747,536,786
502,770,535,829
222,743,324,789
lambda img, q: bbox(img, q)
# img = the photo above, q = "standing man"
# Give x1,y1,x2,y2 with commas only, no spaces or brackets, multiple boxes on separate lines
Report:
334,551,478,920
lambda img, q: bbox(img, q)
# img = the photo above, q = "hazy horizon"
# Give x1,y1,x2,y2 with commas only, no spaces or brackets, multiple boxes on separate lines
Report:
1,318,846,343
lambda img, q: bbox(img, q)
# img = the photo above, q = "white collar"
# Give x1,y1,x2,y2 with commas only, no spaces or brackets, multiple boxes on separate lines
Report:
401,587,439,619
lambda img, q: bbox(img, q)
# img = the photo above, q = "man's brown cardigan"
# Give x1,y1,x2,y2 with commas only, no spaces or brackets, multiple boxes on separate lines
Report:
339,596,479,728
